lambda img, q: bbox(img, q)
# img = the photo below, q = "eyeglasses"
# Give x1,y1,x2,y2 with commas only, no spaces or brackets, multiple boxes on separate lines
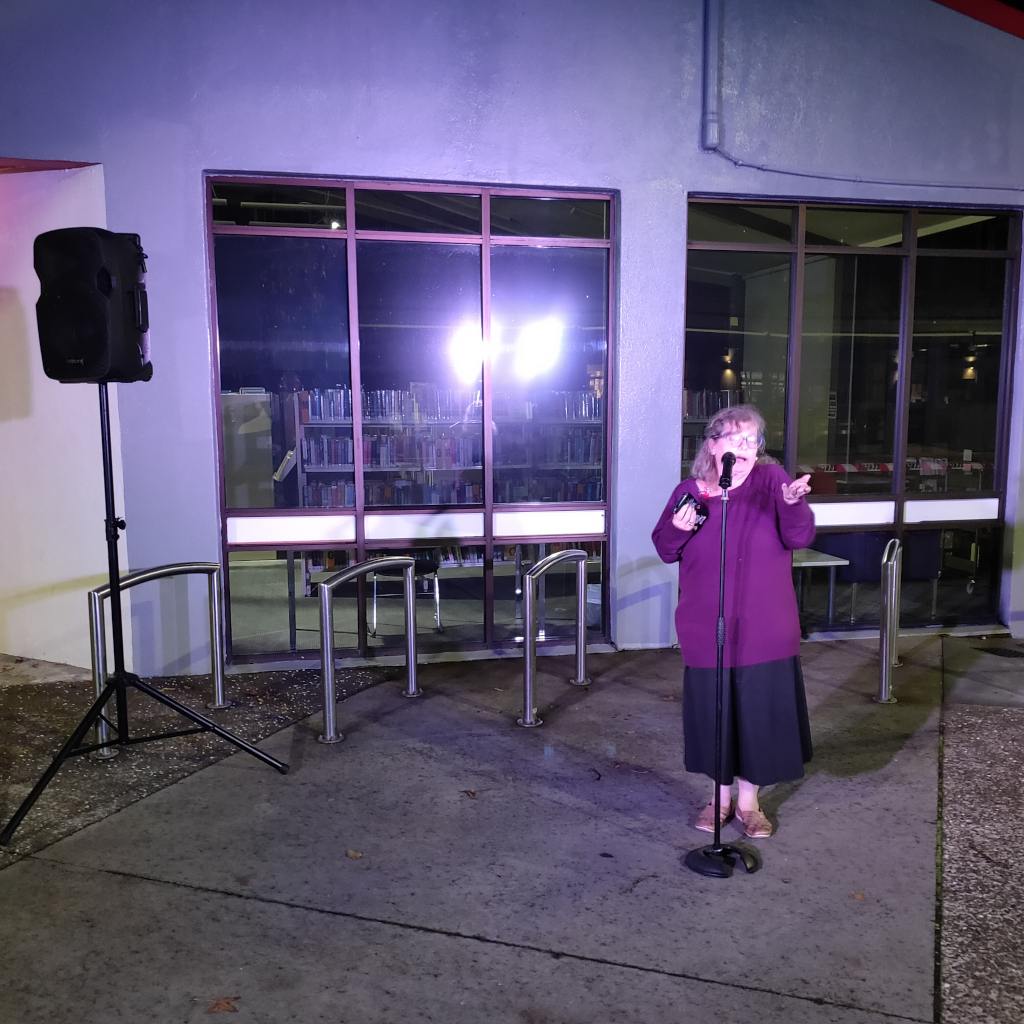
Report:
712,432,761,451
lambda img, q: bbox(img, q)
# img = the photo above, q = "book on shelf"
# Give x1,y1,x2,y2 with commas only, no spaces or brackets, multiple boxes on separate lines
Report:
298,387,353,423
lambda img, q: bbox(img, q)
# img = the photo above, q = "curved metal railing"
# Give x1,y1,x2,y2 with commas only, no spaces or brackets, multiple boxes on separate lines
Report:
89,562,227,757
518,549,591,728
317,555,420,745
876,539,902,704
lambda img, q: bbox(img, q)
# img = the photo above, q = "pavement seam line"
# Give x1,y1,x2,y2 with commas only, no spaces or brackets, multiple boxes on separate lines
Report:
28,853,931,1024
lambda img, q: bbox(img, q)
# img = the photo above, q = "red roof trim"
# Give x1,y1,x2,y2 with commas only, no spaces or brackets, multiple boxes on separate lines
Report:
931,0,1024,41
0,157,96,173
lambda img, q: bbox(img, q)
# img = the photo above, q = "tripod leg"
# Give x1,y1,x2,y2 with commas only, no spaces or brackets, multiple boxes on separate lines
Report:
0,683,118,846
131,677,288,774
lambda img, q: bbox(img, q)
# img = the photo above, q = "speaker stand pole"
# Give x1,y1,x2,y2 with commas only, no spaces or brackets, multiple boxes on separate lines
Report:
684,479,760,878
0,384,287,847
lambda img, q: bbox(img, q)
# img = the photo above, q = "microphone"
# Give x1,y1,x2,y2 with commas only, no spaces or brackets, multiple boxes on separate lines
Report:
718,451,736,488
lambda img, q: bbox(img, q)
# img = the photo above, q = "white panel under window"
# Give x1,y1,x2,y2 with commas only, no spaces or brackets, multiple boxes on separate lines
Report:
494,508,606,538
810,502,895,528
227,515,356,546
364,511,485,541
903,497,999,524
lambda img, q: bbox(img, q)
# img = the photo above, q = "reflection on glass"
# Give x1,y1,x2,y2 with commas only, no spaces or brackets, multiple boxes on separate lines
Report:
215,235,353,510
917,211,1010,250
357,241,483,506
802,526,1000,632
490,197,609,239
805,208,903,248
687,204,793,244
907,258,1005,492
491,247,608,503
212,183,346,229
365,545,484,648
227,549,358,657
683,251,790,473
492,541,604,642
354,191,481,234
797,255,902,494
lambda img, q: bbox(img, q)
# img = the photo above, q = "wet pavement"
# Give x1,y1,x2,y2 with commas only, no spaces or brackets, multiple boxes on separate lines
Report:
0,636,1019,1022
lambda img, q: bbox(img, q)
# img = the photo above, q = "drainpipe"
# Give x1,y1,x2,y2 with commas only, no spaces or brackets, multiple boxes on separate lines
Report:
702,0,721,150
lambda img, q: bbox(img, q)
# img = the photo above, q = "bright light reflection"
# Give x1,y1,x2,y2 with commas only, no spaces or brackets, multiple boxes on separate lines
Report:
448,322,483,384
515,317,563,380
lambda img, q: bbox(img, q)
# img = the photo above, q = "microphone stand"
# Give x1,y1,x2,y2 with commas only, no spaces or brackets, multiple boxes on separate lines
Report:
685,452,760,878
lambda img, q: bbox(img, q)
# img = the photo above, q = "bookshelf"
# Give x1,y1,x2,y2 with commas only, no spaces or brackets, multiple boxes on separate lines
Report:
493,388,605,503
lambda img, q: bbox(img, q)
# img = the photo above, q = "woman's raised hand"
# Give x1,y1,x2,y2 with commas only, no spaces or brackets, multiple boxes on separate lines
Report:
782,474,812,505
672,502,698,532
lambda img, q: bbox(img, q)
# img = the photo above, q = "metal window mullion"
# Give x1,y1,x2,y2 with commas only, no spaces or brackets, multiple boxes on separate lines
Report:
993,213,1021,498
206,175,235,663
893,209,919,528
345,185,369,654
482,191,495,645
602,191,618,642
785,206,807,477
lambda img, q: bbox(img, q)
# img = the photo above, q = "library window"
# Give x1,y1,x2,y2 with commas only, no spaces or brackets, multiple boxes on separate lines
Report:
211,178,613,660
685,200,1019,633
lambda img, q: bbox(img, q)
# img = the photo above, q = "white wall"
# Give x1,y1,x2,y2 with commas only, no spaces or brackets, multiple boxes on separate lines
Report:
0,0,1021,666
0,165,131,668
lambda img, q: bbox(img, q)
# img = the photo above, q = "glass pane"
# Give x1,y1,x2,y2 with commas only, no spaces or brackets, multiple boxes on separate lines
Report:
490,197,609,239
365,546,484,648
906,257,1005,493
357,241,483,506
687,203,793,244
215,236,353,510
805,208,903,248
796,527,1001,632
900,526,1001,627
917,211,1010,250
492,541,604,642
227,548,358,657
490,247,608,503
211,182,346,229
797,254,902,494
683,251,789,473
354,191,481,234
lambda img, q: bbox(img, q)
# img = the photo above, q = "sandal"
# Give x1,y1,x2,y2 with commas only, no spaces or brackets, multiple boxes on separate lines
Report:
695,801,733,833
736,807,773,839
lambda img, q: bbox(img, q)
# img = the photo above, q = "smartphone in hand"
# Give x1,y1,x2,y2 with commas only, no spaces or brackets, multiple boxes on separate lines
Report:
673,491,708,532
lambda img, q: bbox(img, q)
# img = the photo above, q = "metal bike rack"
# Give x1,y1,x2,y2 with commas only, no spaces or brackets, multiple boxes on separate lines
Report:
518,549,591,728
317,555,420,745
876,539,902,704
89,562,228,758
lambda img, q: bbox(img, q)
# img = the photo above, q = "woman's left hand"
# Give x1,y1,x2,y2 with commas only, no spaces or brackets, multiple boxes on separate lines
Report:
782,474,811,505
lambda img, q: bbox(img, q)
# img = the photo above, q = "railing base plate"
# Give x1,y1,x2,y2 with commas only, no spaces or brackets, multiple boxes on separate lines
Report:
317,734,345,744
872,696,898,705
400,689,423,698
569,677,591,687
517,716,543,728
205,700,233,710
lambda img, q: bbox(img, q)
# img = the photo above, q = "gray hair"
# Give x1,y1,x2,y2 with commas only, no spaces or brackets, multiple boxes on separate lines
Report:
690,404,773,483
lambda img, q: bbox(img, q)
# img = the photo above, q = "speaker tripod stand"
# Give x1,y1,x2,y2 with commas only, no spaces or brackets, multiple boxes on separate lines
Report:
0,384,288,847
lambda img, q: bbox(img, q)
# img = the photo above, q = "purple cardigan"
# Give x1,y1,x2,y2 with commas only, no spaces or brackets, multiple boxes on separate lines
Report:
652,463,816,669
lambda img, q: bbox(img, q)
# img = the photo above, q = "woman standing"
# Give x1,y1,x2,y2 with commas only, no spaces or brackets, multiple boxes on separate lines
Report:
652,405,815,839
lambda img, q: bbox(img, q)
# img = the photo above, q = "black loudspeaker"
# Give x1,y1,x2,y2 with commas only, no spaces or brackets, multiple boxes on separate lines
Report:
34,227,152,383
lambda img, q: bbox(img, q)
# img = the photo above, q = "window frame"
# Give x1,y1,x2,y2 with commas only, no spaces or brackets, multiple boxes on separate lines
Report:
684,197,1021,533
205,173,616,661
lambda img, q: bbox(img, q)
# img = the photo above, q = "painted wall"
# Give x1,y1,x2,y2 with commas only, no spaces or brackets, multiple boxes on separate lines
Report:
0,0,1021,670
0,165,132,668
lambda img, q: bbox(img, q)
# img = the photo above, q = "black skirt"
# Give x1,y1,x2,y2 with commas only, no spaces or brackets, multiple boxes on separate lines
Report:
682,656,813,786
